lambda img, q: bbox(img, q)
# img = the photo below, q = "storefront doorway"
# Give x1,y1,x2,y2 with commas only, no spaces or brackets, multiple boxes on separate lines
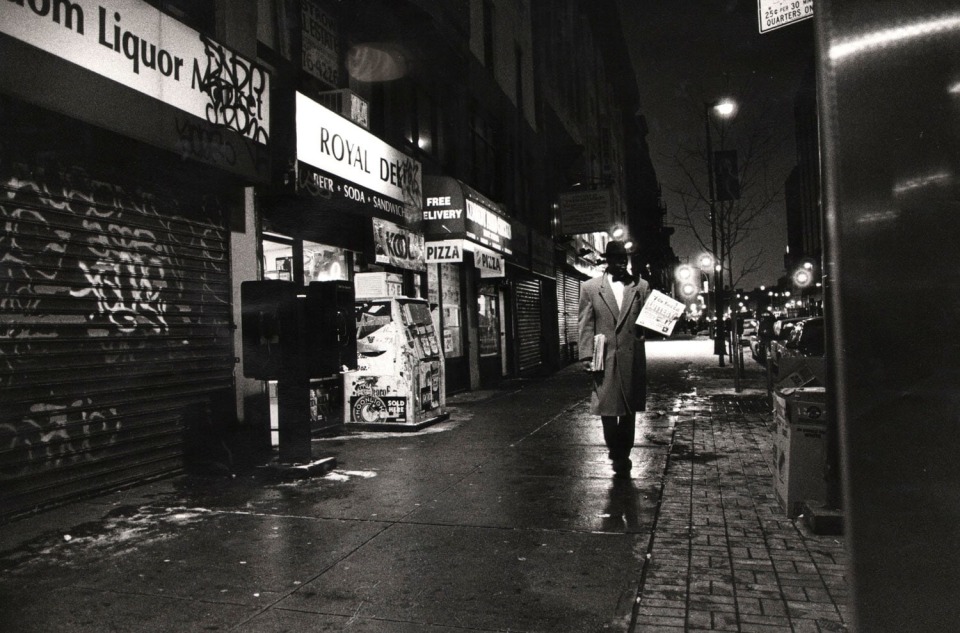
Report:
477,281,503,387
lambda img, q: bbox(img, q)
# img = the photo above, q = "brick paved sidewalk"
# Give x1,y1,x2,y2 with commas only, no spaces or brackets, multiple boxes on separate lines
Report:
634,392,850,632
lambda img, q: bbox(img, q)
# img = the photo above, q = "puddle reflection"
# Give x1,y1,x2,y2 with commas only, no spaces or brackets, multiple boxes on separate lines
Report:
600,478,642,533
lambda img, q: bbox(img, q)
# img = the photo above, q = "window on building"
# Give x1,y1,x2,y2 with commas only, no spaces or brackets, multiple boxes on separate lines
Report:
483,0,495,69
469,105,498,199
417,89,435,155
378,81,440,160
143,0,215,34
514,43,524,112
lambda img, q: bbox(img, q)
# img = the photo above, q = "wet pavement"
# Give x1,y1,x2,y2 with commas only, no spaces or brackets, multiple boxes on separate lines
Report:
0,338,850,632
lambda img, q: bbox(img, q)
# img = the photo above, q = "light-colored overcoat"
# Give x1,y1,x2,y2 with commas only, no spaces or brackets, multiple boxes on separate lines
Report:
578,273,650,416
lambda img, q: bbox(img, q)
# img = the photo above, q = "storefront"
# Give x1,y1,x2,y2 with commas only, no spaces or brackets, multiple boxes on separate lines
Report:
503,225,558,376
557,267,586,363
529,230,559,373
255,92,425,435
0,1,270,518
422,177,511,391
555,243,603,364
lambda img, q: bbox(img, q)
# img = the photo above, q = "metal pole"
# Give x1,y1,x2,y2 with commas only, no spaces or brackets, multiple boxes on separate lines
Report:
705,102,725,366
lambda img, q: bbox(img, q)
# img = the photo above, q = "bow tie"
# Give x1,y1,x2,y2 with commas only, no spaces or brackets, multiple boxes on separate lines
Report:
609,272,631,284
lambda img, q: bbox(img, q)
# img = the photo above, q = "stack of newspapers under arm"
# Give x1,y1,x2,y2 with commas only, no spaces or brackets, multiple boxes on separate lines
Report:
591,333,606,371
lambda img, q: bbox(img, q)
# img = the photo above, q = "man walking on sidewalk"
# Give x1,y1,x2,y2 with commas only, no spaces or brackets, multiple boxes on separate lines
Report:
578,240,650,478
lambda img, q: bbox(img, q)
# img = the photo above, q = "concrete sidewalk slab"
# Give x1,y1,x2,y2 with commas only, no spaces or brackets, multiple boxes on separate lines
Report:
275,521,643,632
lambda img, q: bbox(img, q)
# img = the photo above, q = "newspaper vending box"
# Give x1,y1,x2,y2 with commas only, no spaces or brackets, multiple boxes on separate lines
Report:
344,297,448,429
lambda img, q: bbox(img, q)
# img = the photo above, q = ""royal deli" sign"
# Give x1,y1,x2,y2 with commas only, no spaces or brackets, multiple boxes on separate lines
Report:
297,92,422,222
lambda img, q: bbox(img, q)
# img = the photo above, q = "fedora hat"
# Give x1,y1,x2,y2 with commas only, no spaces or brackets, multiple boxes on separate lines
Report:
599,240,631,260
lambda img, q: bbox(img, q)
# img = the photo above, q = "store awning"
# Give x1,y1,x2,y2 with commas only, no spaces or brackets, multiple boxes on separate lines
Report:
422,176,512,255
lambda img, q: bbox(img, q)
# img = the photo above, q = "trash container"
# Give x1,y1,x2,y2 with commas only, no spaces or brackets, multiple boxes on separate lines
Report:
772,387,828,518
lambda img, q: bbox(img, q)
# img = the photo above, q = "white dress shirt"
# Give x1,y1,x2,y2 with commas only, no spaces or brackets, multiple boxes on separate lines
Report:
607,273,625,310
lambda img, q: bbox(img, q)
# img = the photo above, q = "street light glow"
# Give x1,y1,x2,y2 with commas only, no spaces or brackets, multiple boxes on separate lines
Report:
676,265,695,281
714,100,736,117
793,269,814,287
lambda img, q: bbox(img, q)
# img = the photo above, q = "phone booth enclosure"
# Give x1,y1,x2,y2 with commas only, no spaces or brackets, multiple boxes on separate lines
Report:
304,280,358,378
240,280,299,380
345,297,446,428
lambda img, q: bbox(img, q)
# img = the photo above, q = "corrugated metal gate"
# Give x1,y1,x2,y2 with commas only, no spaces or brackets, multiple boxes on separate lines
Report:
515,276,542,373
0,164,233,519
556,277,567,351
558,272,581,362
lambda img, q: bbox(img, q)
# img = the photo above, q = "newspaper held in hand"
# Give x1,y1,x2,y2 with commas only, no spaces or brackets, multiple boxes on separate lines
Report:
592,334,606,371
636,290,686,336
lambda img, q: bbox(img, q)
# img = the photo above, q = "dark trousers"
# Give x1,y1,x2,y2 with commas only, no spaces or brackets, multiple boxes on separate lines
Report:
601,415,636,461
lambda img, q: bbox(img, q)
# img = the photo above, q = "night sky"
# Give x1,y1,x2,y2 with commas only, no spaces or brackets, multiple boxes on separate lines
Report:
617,0,816,289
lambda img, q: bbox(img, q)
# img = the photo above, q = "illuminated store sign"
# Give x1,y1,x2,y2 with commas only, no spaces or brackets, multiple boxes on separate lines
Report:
296,92,422,221
422,176,512,255
0,0,270,144
424,239,504,278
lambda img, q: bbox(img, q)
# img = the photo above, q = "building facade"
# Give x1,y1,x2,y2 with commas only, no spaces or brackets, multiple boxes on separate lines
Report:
0,0,668,518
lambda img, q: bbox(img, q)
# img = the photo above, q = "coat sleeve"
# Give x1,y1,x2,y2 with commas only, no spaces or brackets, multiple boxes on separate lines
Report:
578,282,595,361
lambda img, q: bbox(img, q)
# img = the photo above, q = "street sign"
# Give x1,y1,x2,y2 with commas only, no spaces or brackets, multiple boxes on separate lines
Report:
758,0,813,34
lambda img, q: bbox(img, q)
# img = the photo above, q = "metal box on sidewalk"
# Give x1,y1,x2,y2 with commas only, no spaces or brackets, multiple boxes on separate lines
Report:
773,387,828,518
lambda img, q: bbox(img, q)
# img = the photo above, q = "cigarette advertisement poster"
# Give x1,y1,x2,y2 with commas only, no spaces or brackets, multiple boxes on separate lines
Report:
636,290,686,336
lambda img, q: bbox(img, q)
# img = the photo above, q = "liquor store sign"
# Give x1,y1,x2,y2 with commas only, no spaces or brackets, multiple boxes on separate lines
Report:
0,0,270,143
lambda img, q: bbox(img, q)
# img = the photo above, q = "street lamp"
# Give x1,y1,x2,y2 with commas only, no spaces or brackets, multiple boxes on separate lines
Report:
705,98,736,365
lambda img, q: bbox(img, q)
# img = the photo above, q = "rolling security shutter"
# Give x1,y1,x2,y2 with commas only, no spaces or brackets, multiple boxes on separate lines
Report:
556,274,567,349
0,165,233,519
563,274,581,360
515,276,542,373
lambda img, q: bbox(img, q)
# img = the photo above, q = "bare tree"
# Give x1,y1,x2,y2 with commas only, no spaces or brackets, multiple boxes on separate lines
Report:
668,86,790,292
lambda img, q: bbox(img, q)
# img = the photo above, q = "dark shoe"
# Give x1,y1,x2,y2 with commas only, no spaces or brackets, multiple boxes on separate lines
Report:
612,458,632,478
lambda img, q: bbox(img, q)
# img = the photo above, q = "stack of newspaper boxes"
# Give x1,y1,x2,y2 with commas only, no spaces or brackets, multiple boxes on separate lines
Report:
773,386,828,518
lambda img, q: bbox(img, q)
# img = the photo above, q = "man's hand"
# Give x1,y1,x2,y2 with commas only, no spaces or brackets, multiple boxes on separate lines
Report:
581,359,594,372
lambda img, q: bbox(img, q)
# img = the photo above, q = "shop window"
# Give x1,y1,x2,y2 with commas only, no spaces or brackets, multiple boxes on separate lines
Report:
303,241,348,283
263,238,294,281
429,264,464,359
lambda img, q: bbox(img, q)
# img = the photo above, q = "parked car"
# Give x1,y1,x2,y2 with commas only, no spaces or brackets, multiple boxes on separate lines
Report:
756,316,805,364
782,316,825,357
750,314,775,363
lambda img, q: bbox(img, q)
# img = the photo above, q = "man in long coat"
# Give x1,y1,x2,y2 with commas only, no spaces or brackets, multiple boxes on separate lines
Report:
578,240,650,477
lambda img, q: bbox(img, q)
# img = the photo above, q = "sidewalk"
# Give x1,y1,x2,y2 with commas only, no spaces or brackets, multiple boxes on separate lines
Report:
0,338,849,632
635,344,849,632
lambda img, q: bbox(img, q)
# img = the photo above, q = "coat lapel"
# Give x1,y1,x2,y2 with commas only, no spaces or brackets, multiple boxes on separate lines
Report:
598,275,619,321
615,281,638,331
